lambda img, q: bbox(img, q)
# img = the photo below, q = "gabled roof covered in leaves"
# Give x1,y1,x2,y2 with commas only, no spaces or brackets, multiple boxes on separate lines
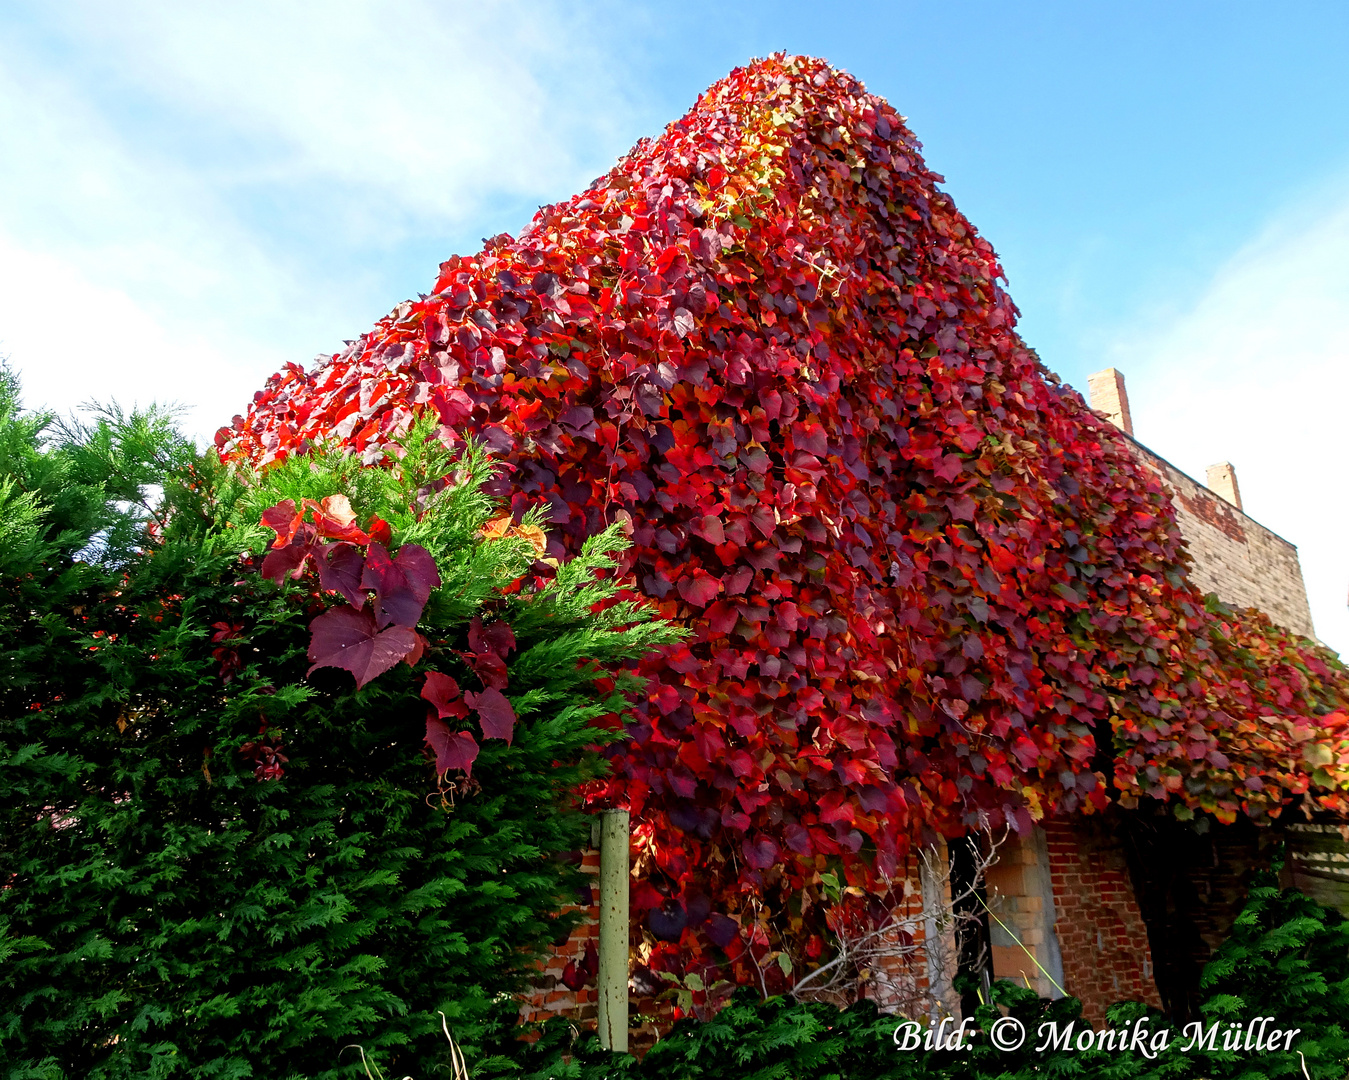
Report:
221,53,1349,980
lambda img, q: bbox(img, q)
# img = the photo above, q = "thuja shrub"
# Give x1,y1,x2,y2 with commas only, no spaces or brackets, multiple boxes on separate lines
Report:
0,385,679,1078
474,865,1349,1080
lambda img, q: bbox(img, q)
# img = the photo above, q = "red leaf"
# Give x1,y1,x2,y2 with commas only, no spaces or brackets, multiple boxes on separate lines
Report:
678,570,721,607
307,605,419,688
315,542,366,606
468,617,516,658
933,454,964,482
403,631,428,667
360,543,442,627
465,686,516,743
988,542,1018,575
691,515,724,544
705,600,738,635
464,650,510,691
421,671,466,718
817,793,855,825
260,499,305,548
425,716,479,776
307,494,372,543
366,516,393,545
260,525,320,582
560,959,585,992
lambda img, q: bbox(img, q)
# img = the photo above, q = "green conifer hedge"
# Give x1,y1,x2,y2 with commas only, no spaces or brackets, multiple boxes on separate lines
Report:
0,369,679,1078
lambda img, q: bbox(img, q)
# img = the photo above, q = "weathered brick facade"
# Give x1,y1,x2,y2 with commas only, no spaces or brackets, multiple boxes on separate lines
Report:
984,825,1063,1002
1041,819,1161,1023
1089,370,1316,640
1129,439,1315,639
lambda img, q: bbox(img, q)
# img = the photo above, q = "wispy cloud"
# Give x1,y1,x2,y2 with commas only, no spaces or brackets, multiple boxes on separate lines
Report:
1105,178,1349,653
50,0,642,228
0,0,646,438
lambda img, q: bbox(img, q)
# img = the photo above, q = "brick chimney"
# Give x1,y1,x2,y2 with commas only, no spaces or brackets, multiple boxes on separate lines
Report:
1087,368,1133,436
1205,462,1243,510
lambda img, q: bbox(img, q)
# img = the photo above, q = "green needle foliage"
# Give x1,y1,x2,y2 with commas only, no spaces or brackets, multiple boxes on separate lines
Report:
0,373,681,1079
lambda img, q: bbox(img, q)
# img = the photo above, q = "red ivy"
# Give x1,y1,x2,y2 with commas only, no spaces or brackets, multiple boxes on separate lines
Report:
220,55,1349,986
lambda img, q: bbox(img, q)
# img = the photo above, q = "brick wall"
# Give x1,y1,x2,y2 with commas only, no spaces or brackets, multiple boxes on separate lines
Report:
518,848,601,1026
1043,818,1161,1024
1128,438,1316,639
867,869,939,1015
1287,821,1349,912
1086,368,1316,640
985,827,1065,1001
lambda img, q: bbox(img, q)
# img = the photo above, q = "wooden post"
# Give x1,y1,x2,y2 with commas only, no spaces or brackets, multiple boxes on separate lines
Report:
596,808,630,1052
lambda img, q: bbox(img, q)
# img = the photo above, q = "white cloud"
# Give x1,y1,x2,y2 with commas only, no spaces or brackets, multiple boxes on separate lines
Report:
0,234,286,442
0,49,340,438
46,0,640,228
1106,180,1349,655
0,1,645,440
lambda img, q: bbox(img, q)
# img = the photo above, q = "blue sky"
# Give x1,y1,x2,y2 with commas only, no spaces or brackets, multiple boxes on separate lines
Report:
1,1,1346,650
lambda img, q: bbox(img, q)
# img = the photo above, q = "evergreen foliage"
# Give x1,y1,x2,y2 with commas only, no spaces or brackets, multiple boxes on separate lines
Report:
0,375,680,1078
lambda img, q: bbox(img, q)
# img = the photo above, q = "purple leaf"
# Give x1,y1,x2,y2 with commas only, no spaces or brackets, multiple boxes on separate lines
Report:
531,271,562,298
360,542,442,628
425,716,479,776
677,570,721,608
307,604,419,688
684,892,712,928
421,671,465,718
465,687,516,743
704,912,740,948
648,899,687,942
261,543,310,583
742,834,780,869
315,542,366,606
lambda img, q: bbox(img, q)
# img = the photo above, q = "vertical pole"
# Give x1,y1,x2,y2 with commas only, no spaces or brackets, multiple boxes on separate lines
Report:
596,808,630,1052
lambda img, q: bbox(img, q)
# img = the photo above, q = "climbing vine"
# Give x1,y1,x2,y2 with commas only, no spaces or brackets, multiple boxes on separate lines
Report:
219,54,1349,994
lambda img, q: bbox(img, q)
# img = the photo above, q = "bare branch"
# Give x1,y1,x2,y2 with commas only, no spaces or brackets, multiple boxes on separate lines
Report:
787,825,1007,1018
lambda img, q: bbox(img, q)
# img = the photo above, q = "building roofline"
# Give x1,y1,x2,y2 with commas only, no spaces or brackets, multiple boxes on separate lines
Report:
1115,428,1300,552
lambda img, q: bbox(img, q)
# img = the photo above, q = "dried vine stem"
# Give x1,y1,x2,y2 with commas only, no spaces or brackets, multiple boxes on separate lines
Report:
789,827,1006,1018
